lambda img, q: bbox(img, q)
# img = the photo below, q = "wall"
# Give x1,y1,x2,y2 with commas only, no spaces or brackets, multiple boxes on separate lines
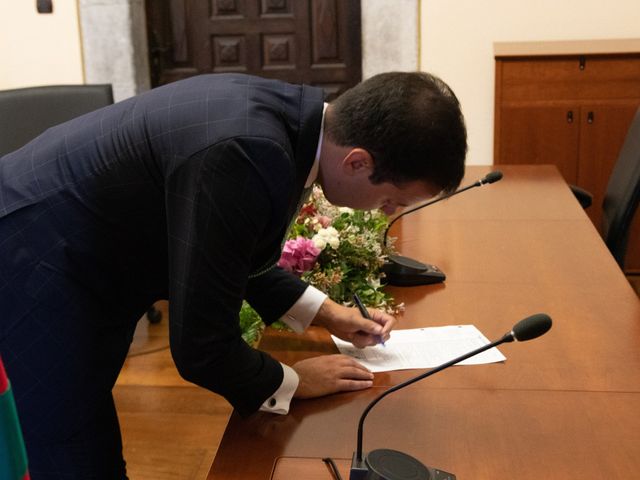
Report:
79,0,150,102
362,0,419,79
0,0,84,89
420,0,640,165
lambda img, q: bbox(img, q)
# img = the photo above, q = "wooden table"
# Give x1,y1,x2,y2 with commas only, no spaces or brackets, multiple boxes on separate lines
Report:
207,165,640,480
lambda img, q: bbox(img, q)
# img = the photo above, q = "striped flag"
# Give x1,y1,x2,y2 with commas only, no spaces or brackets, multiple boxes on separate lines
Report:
0,356,30,480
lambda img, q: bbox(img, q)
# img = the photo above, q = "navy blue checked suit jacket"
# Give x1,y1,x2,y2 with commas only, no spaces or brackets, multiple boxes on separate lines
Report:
0,74,325,436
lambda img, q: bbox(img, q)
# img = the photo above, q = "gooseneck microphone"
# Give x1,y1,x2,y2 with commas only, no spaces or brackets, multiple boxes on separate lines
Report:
382,171,503,287
383,171,503,247
348,313,552,480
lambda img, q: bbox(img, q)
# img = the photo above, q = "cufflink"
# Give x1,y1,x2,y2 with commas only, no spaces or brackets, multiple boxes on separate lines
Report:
268,398,276,407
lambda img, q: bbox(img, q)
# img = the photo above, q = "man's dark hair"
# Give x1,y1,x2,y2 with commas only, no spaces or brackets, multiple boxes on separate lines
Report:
325,71,467,194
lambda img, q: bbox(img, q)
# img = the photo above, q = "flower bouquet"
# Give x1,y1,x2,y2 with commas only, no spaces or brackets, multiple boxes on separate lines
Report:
240,186,402,345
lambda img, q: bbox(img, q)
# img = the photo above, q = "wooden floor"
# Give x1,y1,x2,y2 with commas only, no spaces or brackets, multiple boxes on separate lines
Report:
114,301,232,480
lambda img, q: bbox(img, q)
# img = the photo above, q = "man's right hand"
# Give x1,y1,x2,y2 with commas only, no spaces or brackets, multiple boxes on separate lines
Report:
291,354,374,399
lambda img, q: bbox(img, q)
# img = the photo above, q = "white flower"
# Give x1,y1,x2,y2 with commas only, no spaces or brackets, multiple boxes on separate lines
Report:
338,207,354,214
312,236,327,250
312,227,340,250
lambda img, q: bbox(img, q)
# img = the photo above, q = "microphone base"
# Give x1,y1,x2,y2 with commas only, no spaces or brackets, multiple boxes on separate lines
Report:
382,255,446,287
350,449,456,480
349,452,369,480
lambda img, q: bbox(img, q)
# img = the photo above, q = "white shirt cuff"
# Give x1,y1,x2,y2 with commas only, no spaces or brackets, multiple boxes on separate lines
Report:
259,363,299,415
280,286,327,333
259,287,326,415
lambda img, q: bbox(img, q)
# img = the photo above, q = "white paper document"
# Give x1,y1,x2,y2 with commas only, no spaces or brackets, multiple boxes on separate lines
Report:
332,325,506,372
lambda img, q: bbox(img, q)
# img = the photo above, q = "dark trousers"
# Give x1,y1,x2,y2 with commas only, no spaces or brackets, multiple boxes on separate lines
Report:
25,394,128,479
0,275,136,480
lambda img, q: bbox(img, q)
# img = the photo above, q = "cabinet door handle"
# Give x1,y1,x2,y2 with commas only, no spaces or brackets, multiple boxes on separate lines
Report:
579,55,586,70
567,110,574,123
587,111,594,124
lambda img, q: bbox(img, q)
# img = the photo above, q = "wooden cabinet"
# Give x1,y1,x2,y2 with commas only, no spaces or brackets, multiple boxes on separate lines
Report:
494,41,640,272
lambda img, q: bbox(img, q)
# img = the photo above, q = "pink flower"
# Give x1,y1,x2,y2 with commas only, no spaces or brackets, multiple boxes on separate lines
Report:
316,215,332,228
278,237,321,275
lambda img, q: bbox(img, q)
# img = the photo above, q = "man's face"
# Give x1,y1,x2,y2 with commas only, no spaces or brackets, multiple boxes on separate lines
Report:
317,144,441,215
324,175,440,215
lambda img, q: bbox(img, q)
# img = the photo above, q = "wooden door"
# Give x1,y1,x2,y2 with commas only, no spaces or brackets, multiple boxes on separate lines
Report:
146,0,362,99
496,104,580,183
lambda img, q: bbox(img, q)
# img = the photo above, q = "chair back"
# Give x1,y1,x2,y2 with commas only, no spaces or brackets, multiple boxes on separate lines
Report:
602,107,640,268
0,84,113,156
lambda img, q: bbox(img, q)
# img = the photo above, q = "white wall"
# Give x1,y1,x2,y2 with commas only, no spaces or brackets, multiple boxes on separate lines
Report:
362,0,419,79
0,0,84,89
79,0,150,102
420,0,640,165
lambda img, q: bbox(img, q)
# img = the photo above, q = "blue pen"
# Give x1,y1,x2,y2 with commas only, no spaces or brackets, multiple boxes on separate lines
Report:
353,293,386,347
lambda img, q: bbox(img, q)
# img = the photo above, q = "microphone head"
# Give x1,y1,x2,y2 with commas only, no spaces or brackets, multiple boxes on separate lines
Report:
482,170,503,184
511,313,552,342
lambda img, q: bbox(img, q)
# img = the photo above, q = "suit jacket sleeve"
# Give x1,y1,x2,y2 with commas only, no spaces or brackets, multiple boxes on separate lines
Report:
245,266,308,325
165,136,299,416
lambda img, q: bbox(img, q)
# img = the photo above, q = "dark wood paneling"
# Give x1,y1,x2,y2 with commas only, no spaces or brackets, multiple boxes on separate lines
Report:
146,0,361,99
169,0,188,62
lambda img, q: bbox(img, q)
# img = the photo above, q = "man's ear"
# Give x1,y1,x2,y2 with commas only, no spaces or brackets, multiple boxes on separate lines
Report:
341,148,374,176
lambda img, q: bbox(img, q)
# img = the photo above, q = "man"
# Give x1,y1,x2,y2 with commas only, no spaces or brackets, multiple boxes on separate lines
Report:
0,71,467,478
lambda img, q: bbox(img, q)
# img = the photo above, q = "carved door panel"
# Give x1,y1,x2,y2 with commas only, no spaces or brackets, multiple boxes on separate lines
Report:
146,0,362,99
